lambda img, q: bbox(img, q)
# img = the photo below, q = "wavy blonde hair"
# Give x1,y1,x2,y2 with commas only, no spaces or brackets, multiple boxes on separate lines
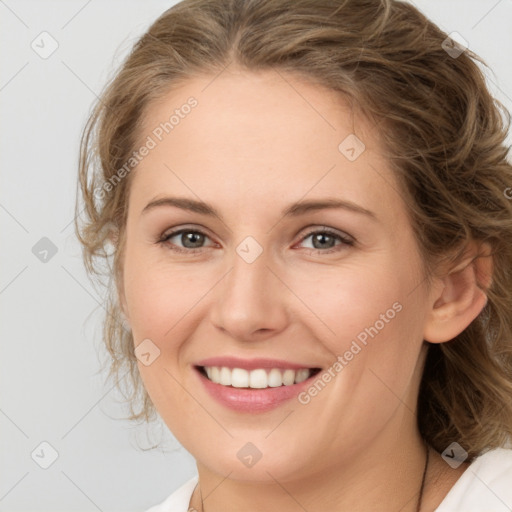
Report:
75,0,512,461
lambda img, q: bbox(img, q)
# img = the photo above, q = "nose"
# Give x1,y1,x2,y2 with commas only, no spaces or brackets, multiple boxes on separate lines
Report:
209,245,289,342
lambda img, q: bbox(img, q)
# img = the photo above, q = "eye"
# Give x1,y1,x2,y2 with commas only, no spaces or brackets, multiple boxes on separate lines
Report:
157,226,355,255
158,228,215,254
297,227,354,254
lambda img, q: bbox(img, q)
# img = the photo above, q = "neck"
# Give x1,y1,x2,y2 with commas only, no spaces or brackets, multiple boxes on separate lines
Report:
191,417,429,512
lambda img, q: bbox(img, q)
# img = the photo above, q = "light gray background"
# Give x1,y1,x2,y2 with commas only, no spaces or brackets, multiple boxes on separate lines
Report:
1,1,511,511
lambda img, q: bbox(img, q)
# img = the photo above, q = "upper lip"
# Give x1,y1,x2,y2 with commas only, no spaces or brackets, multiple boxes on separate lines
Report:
195,356,321,371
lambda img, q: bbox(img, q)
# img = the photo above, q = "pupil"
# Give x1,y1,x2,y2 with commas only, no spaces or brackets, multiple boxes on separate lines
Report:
313,233,333,249
183,232,203,248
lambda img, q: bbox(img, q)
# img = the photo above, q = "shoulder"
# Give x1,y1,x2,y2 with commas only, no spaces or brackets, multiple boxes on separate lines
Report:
435,446,512,511
143,475,198,512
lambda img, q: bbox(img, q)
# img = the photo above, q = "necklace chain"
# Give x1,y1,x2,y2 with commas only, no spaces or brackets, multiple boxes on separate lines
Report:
194,442,430,512
417,442,430,512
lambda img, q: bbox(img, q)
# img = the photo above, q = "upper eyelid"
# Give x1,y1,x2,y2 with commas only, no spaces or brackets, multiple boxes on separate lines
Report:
160,227,217,247
160,226,215,242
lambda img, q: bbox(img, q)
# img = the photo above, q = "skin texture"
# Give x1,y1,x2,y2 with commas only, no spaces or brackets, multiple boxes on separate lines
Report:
120,68,491,511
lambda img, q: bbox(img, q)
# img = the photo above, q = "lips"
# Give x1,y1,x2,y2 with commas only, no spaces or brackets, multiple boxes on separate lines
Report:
193,356,323,412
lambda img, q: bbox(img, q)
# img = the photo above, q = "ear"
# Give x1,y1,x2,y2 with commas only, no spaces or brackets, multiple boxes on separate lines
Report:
423,241,493,343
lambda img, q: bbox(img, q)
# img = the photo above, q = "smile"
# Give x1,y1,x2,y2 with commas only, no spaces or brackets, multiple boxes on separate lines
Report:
193,356,324,412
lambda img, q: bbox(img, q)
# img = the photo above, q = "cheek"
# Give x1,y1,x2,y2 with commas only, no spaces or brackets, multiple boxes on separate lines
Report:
288,258,415,348
123,242,201,342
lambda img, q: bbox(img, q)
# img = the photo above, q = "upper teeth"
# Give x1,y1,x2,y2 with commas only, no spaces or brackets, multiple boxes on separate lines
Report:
204,366,311,388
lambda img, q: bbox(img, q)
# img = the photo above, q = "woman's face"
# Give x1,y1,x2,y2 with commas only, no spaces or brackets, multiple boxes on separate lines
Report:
121,69,434,482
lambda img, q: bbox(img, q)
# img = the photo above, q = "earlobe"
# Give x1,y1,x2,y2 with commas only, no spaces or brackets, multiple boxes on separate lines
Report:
423,243,493,344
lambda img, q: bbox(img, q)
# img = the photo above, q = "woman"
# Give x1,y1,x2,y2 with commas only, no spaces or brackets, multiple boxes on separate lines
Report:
75,0,512,510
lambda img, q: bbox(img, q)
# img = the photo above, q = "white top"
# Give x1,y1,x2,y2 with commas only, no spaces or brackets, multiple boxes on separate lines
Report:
144,447,512,512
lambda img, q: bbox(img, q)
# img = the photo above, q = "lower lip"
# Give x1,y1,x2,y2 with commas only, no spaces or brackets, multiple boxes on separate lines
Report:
195,367,316,413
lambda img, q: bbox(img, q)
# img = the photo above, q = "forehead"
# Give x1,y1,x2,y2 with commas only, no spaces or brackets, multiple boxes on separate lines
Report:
140,69,370,158
130,69,404,222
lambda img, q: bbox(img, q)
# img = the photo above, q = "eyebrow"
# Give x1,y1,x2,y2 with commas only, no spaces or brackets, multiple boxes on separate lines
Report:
141,196,378,221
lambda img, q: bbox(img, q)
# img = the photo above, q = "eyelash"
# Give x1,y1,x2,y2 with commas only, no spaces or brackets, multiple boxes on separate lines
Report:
157,227,355,255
